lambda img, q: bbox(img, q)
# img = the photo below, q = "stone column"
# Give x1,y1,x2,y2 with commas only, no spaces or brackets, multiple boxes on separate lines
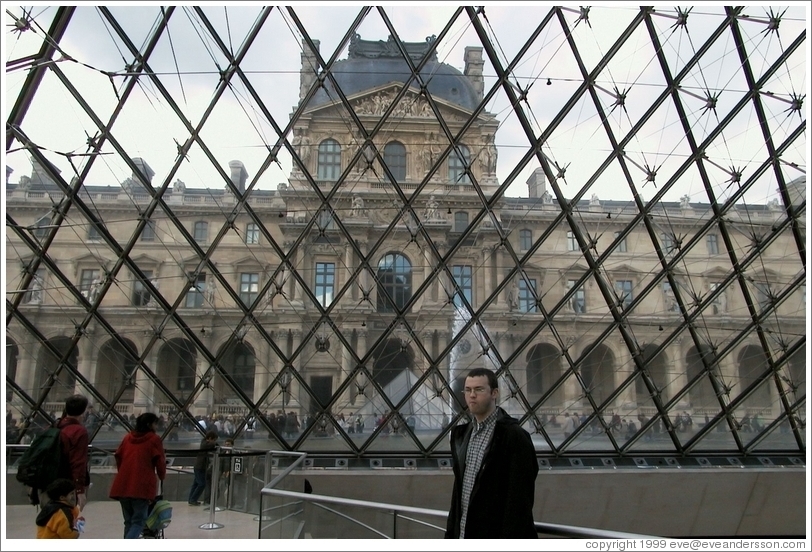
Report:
494,245,503,306
344,242,354,304
482,246,493,304
669,338,689,408
563,346,581,409
254,336,271,405
194,355,212,414
16,351,36,397
76,337,97,394
132,347,156,411
289,330,302,410
614,338,635,410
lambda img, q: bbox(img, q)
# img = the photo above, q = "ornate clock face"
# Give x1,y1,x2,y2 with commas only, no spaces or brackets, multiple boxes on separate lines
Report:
459,339,471,354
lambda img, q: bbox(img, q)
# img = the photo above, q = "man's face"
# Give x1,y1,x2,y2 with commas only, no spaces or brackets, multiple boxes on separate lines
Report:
464,375,497,419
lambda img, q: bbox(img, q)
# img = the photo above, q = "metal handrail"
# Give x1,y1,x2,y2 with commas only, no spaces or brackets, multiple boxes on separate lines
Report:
259,487,655,539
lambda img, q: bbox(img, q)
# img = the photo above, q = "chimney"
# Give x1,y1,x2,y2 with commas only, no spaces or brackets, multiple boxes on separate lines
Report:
526,168,546,198
6,165,12,183
229,160,248,193
30,156,61,186
464,46,484,102
299,38,321,103
131,157,154,185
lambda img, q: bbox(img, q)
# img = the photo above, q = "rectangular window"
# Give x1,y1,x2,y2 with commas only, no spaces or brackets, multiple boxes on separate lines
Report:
33,215,51,239
193,221,208,244
132,270,154,306
245,223,260,244
519,278,538,313
79,269,101,303
707,234,719,255
317,209,335,231
240,272,260,305
567,231,578,252
452,265,473,308
568,279,586,313
88,223,102,241
448,147,471,184
454,212,469,233
315,262,335,307
141,220,156,242
615,279,633,309
317,140,342,180
519,229,532,251
613,231,627,253
661,233,675,255
185,272,206,308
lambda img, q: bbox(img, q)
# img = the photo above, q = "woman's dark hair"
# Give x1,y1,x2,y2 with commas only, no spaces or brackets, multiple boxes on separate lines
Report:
135,412,159,433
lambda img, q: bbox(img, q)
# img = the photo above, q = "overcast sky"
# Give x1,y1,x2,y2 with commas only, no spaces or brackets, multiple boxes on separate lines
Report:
3,4,808,204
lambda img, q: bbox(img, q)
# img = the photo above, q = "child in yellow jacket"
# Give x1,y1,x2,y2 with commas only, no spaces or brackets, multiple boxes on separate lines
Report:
36,479,82,539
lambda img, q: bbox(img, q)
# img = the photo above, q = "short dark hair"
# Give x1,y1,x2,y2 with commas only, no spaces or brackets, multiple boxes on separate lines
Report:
466,368,498,389
135,412,159,433
205,430,219,441
64,395,88,417
45,478,76,501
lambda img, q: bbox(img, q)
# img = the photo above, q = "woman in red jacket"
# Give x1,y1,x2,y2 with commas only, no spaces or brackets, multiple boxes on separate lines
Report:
109,412,167,539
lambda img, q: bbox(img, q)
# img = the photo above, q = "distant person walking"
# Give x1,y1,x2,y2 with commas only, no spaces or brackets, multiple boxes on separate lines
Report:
108,413,167,538
188,430,218,505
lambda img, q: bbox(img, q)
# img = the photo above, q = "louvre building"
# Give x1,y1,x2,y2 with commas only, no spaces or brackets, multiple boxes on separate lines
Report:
5,8,807,467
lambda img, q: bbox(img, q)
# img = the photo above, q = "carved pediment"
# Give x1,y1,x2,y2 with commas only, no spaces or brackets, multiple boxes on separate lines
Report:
305,84,479,122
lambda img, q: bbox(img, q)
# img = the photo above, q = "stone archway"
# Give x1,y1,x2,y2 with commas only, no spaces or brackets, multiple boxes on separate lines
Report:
638,345,670,405
96,338,139,403
526,343,562,405
34,336,78,403
580,344,615,406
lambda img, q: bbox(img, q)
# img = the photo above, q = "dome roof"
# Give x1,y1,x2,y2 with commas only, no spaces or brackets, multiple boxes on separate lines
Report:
308,57,480,112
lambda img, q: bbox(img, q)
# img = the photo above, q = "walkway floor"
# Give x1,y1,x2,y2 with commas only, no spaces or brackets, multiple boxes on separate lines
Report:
4,499,259,540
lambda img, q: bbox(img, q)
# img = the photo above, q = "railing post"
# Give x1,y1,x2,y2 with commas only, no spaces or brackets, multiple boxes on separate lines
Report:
199,445,224,530
253,450,276,522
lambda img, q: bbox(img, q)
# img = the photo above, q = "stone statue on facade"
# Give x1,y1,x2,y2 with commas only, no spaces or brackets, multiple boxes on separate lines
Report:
680,194,691,209
28,273,43,304
292,130,311,167
172,178,186,195
351,195,366,217
423,195,440,220
507,279,520,311
88,275,102,303
483,136,498,174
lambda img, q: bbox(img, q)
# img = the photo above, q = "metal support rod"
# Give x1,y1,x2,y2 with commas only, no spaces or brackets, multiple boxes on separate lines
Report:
199,446,224,530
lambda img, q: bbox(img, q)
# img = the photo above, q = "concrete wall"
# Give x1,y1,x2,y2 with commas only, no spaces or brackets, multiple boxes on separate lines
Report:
6,467,805,537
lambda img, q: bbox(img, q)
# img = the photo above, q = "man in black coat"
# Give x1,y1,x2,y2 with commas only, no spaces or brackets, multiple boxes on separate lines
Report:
445,368,538,539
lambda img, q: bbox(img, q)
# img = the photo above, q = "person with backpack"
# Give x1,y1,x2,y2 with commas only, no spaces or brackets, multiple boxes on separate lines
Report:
35,478,83,539
108,412,167,538
56,395,91,510
19,395,91,508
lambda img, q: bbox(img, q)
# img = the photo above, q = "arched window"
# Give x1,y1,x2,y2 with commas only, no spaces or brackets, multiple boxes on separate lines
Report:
448,145,471,184
376,253,412,312
383,141,407,181
318,139,341,180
